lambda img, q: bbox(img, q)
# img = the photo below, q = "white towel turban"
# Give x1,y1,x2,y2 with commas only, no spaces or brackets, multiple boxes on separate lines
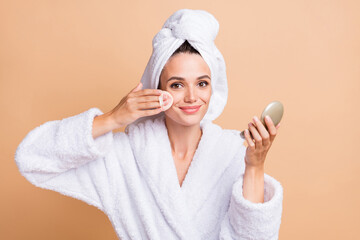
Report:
133,9,228,126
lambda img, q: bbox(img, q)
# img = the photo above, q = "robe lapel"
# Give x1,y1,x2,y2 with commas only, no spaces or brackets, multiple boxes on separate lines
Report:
126,114,244,238
179,120,244,218
127,115,199,238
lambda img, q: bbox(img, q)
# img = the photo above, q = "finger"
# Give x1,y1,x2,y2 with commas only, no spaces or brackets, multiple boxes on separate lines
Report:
136,95,161,103
244,129,255,149
253,116,270,146
276,123,281,129
264,115,277,142
137,100,170,110
132,88,163,97
140,106,163,116
130,82,143,93
248,122,262,148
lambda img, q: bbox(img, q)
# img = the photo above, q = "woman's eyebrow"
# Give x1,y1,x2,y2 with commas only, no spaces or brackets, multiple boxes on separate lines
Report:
167,75,211,82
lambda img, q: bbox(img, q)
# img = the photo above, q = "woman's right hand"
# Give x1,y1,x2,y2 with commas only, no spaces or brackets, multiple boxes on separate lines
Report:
109,82,169,128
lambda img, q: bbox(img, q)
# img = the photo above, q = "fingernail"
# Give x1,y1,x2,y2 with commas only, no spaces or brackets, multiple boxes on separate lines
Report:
253,116,259,122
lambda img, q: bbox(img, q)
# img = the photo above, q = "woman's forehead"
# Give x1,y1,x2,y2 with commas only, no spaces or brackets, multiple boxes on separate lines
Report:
162,54,211,78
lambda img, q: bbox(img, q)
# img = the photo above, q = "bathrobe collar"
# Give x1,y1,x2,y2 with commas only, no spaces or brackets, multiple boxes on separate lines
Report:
126,114,243,238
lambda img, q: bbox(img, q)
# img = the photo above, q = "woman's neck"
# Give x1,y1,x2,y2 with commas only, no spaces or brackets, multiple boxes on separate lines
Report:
164,116,202,160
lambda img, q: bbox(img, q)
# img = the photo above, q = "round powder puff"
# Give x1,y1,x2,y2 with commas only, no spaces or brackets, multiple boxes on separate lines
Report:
159,91,173,111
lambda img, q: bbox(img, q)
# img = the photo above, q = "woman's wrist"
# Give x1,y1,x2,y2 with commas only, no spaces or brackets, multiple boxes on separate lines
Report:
245,164,265,173
92,111,119,139
242,164,265,203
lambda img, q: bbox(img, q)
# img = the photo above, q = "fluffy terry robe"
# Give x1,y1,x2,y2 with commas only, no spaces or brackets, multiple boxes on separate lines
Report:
15,108,283,239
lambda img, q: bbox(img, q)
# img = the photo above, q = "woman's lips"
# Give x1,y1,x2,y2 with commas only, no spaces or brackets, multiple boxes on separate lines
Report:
179,105,201,113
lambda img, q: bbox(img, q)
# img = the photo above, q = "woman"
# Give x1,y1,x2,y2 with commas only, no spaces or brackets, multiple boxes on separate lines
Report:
15,9,283,239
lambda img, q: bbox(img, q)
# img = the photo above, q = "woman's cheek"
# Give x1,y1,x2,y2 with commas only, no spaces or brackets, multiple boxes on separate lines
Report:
169,93,181,106
199,91,211,103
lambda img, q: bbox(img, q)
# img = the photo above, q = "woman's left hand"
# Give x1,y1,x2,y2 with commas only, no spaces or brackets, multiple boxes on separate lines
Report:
243,115,280,169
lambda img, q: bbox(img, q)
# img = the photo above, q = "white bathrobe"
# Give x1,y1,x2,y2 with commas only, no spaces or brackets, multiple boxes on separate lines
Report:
15,107,283,240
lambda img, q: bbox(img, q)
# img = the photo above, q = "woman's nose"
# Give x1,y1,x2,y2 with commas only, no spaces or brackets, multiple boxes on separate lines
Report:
184,87,197,103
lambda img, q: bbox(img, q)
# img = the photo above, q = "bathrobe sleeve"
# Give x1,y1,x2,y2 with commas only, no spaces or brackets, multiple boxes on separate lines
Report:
14,107,113,211
219,143,283,239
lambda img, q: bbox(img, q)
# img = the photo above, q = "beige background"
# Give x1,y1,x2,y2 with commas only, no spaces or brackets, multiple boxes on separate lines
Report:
1,0,359,239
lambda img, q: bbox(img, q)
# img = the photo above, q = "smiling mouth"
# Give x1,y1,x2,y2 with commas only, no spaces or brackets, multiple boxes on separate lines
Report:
179,105,202,110
179,105,201,113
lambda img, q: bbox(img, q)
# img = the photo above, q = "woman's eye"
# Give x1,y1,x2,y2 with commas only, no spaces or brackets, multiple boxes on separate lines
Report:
199,81,209,87
170,81,209,89
170,83,183,89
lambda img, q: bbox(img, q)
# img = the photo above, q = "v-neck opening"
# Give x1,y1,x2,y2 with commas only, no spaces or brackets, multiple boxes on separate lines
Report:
126,113,244,236
161,116,205,191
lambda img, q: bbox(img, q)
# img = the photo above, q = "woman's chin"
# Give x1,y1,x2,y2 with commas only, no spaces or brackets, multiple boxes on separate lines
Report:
179,119,201,127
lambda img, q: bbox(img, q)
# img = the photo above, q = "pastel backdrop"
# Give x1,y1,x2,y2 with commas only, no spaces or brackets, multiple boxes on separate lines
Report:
1,0,359,239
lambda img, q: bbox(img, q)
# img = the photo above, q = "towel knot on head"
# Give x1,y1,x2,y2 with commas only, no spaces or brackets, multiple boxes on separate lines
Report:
163,9,219,43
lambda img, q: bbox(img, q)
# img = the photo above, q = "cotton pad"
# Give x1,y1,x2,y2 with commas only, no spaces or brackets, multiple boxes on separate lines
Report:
159,91,173,111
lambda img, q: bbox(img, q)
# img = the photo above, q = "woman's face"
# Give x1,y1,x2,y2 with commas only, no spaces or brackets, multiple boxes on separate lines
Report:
159,52,212,127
